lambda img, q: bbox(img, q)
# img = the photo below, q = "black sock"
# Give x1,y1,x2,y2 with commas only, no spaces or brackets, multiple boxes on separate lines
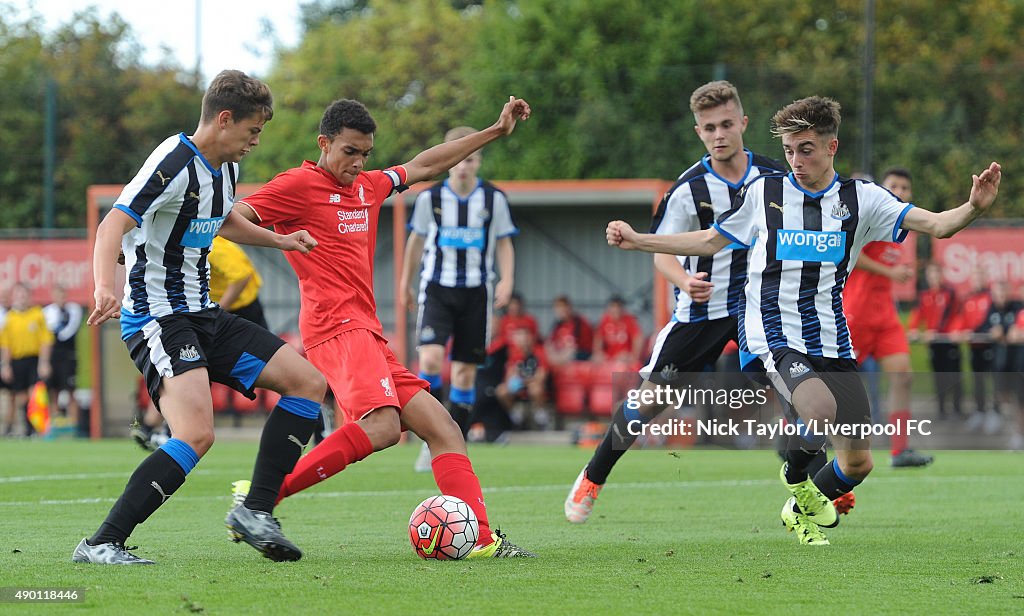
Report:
585,402,646,485
244,403,317,513
783,433,826,484
805,449,828,478
448,402,472,438
813,458,860,499
90,449,187,545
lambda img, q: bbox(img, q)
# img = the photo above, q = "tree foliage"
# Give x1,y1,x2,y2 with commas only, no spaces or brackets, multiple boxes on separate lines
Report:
2,0,1023,228
0,7,201,229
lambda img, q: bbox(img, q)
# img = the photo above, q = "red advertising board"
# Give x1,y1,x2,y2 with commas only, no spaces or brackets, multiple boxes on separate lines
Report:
0,240,92,305
931,227,1024,295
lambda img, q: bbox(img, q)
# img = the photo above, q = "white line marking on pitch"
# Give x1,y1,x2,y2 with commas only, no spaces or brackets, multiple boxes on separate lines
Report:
0,475,988,507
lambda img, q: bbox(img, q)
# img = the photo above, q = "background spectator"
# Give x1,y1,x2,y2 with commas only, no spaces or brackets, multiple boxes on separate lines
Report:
908,262,963,420
497,327,550,430
42,285,85,436
546,295,593,365
593,295,643,364
0,283,53,436
497,293,540,344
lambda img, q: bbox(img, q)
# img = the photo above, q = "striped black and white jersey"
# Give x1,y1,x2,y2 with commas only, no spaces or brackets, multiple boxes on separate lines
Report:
113,133,238,339
408,179,517,292
713,172,913,359
650,150,785,323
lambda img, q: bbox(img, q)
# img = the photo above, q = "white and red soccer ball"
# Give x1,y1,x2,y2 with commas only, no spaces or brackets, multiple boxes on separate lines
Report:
409,495,479,560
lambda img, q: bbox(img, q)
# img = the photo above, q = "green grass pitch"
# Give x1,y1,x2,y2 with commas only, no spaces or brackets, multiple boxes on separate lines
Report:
0,439,1020,614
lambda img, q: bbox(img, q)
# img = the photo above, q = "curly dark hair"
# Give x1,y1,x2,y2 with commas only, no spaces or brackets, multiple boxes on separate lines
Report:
319,99,377,139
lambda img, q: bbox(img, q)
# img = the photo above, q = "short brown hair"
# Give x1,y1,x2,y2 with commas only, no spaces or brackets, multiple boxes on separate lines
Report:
689,81,743,115
200,70,274,124
770,96,841,138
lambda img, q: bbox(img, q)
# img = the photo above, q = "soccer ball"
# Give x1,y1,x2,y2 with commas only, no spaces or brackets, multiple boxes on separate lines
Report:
408,495,479,560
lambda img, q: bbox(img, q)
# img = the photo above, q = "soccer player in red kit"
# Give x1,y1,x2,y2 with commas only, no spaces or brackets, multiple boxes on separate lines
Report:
844,168,933,470
230,96,535,558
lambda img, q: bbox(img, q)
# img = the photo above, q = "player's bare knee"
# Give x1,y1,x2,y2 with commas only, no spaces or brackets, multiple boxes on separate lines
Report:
178,429,214,457
359,407,402,449
796,399,837,425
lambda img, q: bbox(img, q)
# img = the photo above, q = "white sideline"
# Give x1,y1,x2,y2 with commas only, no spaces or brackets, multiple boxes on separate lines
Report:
0,474,985,507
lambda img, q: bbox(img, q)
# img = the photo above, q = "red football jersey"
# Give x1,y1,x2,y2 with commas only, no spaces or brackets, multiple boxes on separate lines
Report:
240,161,407,349
844,241,902,323
597,313,641,358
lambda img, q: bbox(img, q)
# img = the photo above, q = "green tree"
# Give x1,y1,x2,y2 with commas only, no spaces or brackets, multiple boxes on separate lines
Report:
0,7,201,229
467,0,718,180
245,0,481,183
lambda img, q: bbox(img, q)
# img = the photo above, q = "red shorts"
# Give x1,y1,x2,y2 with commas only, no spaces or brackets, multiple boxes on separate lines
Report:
306,328,430,423
848,315,910,362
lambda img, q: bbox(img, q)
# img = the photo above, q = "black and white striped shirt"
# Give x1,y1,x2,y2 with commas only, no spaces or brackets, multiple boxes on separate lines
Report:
714,172,913,359
650,150,785,323
408,179,517,291
113,133,238,339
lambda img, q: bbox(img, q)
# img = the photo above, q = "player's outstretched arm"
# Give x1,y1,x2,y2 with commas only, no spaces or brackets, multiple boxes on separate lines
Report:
900,162,1001,239
606,221,730,257
402,97,531,186
219,209,317,254
88,208,138,326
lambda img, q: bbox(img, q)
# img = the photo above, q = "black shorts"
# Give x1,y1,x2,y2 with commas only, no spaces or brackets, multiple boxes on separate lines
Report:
762,348,870,428
10,357,39,391
641,317,738,382
230,298,269,330
416,282,490,364
125,307,285,408
47,346,77,391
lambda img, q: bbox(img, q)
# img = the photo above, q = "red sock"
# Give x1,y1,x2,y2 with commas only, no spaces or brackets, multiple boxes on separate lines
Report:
431,452,492,545
277,423,373,503
889,409,911,456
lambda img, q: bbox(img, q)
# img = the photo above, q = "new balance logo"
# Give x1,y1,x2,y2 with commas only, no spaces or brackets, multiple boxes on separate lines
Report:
381,377,393,398
316,465,327,479
789,362,810,378
769,202,784,212
329,194,341,203
151,481,170,504
179,345,201,362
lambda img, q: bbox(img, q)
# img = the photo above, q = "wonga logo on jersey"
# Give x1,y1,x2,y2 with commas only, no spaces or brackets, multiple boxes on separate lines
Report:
438,226,485,250
775,230,846,264
180,216,226,248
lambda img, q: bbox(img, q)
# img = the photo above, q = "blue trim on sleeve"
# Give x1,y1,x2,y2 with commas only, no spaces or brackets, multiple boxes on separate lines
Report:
449,386,476,405
712,223,749,248
276,396,321,420
419,372,443,392
113,204,143,227
892,204,914,243
230,352,267,390
496,229,520,238
832,458,861,486
160,438,200,474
